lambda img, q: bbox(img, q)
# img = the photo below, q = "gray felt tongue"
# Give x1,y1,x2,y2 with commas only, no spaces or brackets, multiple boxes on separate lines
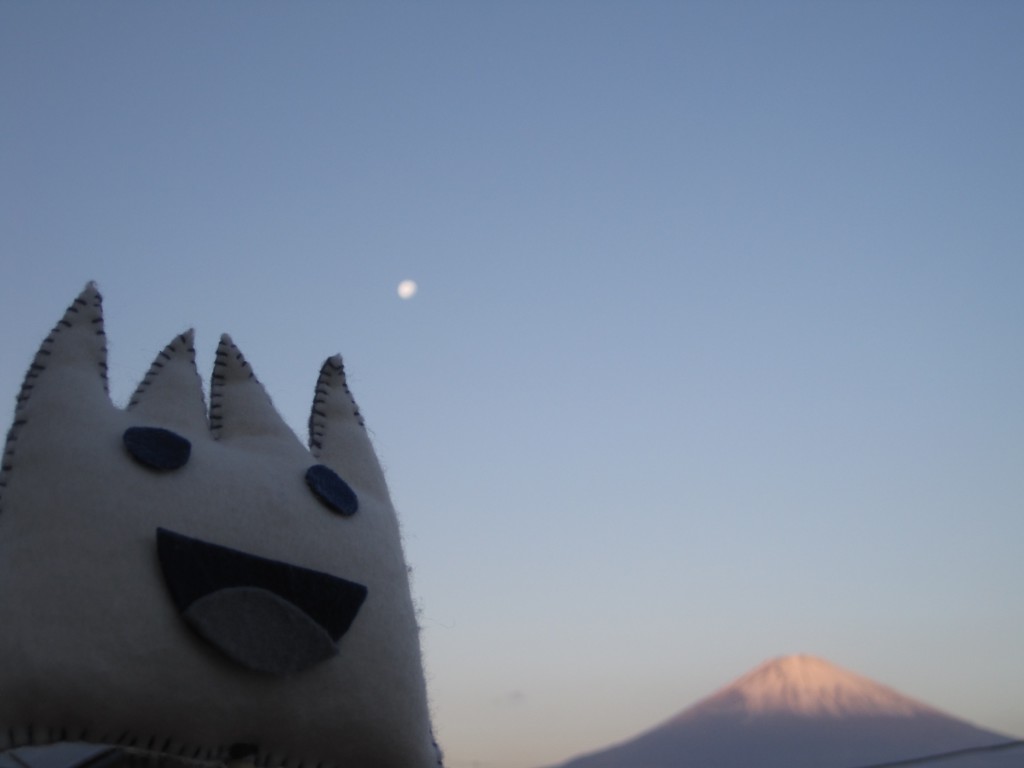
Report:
183,587,338,676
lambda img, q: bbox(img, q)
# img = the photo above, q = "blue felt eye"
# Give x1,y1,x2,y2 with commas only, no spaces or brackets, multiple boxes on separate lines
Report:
305,464,359,517
123,426,191,471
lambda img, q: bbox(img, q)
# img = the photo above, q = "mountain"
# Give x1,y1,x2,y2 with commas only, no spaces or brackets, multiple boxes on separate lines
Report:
548,655,1019,768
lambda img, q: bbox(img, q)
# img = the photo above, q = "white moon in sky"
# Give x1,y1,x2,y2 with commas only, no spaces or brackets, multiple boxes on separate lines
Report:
397,280,418,299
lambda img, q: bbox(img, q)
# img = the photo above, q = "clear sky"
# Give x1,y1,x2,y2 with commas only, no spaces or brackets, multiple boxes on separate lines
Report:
2,3,1022,767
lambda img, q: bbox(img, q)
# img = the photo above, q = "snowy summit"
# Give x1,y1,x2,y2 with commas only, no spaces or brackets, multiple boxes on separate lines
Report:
688,654,926,718
548,655,1017,768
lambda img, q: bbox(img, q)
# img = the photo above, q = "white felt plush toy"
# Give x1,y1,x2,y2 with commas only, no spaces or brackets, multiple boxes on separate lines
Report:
0,284,442,768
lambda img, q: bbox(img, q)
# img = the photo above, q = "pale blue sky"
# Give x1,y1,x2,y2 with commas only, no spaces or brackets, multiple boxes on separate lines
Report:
2,3,1022,767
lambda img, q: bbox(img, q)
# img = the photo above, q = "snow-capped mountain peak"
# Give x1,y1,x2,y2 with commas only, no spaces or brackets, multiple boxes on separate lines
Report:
548,655,1015,768
686,654,931,718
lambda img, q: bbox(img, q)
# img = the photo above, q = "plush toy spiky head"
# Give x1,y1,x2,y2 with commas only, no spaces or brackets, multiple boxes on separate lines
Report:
0,284,441,768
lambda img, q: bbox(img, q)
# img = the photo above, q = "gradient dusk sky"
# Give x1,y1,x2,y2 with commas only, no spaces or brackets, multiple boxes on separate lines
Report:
2,3,1022,768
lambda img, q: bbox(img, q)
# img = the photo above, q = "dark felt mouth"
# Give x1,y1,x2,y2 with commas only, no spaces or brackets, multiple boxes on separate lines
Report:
156,528,367,674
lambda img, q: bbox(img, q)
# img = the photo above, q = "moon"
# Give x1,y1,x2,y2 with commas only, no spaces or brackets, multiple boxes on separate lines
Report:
397,280,417,300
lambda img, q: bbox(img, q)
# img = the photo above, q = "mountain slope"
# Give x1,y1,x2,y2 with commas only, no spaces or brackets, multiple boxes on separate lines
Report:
549,655,1014,768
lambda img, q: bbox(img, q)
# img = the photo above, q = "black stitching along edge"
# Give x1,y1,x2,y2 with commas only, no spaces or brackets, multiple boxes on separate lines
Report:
231,346,256,381
0,725,338,768
209,338,266,438
209,345,230,438
0,287,106,518
60,723,453,768
2,295,370,496
209,340,252,437
307,358,364,456
127,333,200,410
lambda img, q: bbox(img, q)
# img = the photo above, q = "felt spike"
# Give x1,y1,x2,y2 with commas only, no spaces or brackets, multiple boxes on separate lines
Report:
309,355,390,498
210,335,297,442
21,282,110,405
126,330,208,433
1,284,113,500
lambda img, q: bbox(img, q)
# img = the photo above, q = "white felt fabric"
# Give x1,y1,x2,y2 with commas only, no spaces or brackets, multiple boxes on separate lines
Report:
0,284,440,768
